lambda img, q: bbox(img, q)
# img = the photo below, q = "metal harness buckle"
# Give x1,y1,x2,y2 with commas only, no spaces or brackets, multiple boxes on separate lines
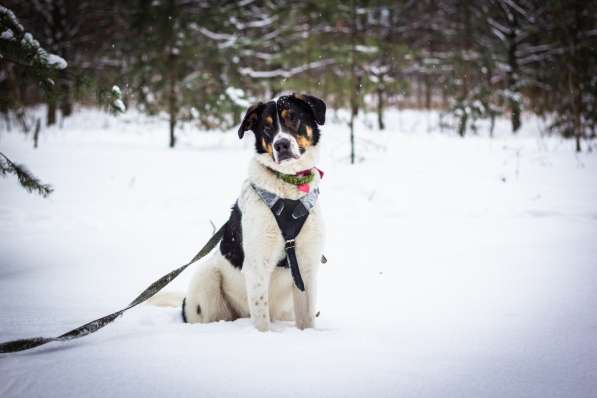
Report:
285,239,296,250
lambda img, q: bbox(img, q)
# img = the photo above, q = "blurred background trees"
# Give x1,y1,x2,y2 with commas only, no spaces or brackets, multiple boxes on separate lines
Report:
1,0,596,152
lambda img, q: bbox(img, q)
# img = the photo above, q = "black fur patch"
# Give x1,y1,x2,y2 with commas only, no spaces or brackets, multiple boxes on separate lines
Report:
238,94,325,159
220,202,244,268
219,202,288,269
253,101,278,156
277,95,321,146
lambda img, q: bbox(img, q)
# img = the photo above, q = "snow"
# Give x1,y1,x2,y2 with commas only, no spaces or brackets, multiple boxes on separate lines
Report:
10,27,67,70
1,29,14,40
0,6,24,33
46,53,67,70
225,87,251,108
195,26,237,48
239,59,335,79
20,32,39,50
110,86,126,113
355,44,378,54
113,99,126,113
1,108,597,397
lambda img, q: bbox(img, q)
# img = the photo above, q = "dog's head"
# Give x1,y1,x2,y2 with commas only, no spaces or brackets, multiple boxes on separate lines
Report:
238,93,326,172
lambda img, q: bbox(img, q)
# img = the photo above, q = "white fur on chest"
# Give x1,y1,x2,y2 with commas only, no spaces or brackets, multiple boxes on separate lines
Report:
238,157,325,268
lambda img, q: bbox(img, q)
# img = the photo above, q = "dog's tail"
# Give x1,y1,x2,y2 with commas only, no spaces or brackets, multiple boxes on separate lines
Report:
145,291,185,308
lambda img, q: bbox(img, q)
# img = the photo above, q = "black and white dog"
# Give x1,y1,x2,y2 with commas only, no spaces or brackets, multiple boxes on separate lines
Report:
156,94,326,331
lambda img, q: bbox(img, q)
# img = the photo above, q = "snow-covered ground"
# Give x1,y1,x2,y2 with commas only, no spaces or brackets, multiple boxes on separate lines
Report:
1,108,596,397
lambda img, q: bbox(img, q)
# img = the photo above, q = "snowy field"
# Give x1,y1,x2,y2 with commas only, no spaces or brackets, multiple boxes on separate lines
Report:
1,109,596,397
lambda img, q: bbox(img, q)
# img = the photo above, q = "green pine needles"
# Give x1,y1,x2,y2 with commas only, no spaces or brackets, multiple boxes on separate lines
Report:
0,152,53,198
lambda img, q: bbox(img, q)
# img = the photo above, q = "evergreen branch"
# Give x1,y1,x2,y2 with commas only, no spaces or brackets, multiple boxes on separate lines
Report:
0,5,67,87
0,152,53,198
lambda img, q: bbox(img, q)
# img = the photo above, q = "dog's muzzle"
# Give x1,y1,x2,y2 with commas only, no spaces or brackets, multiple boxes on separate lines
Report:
274,138,296,162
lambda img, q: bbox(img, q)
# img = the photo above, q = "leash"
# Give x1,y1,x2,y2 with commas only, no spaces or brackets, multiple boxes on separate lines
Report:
0,223,227,354
1,207,328,354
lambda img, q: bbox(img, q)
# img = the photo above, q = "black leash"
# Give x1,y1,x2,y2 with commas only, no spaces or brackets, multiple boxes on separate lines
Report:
0,223,227,354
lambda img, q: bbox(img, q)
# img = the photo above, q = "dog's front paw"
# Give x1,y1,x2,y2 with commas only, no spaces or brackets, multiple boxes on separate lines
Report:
254,319,270,332
295,316,314,330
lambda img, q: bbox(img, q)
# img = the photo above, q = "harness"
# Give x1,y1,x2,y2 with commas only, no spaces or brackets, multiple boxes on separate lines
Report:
251,183,319,291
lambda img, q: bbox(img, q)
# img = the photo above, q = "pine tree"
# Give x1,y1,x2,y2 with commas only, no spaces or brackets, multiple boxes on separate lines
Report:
541,0,597,152
0,5,60,196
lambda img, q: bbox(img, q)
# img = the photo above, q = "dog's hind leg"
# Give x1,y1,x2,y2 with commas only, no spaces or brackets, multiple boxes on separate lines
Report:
146,291,185,307
184,257,236,323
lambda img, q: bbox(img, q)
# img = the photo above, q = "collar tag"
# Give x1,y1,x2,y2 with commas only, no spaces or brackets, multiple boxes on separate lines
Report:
298,183,310,193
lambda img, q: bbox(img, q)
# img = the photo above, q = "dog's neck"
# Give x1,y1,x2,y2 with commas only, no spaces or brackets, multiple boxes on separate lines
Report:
249,148,321,200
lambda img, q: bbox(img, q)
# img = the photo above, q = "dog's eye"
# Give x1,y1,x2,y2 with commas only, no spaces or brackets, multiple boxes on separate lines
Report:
263,126,273,136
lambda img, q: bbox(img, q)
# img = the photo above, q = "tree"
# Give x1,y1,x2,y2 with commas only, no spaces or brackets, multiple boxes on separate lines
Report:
0,5,58,196
484,0,540,134
2,0,596,151
543,0,597,152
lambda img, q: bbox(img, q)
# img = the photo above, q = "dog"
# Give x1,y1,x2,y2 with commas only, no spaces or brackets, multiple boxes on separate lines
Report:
151,93,327,332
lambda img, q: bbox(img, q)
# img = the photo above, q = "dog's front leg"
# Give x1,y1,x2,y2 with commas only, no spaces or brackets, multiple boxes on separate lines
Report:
292,256,319,330
243,259,274,332
292,210,324,330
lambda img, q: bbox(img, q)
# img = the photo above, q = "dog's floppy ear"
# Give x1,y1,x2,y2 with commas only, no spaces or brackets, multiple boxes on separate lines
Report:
238,102,264,139
293,93,326,125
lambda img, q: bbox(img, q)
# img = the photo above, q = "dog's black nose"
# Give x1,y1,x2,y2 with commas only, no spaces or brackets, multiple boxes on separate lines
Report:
274,139,291,153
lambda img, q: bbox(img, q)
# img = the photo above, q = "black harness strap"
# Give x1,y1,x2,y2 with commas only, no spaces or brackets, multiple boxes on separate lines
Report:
0,224,227,354
252,184,319,292
273,198,309,291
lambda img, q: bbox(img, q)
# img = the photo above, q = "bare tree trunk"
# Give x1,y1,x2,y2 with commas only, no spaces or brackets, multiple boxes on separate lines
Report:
377,85,385,130
572,2,583,152
33,118,41,149
574,88,582,153
425,2,436,112
424,75,432,110
349,0,358,164
417,77,423,108
168,68,177,148
47,98,57,126
489,112,496,138
60,79,73,117
462,0,471,100
457,0,472,137
458,111,467,137
507,11,521,133
167,0,177,149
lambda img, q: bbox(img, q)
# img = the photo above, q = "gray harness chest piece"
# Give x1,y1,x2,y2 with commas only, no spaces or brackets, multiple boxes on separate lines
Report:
251,184,319,291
